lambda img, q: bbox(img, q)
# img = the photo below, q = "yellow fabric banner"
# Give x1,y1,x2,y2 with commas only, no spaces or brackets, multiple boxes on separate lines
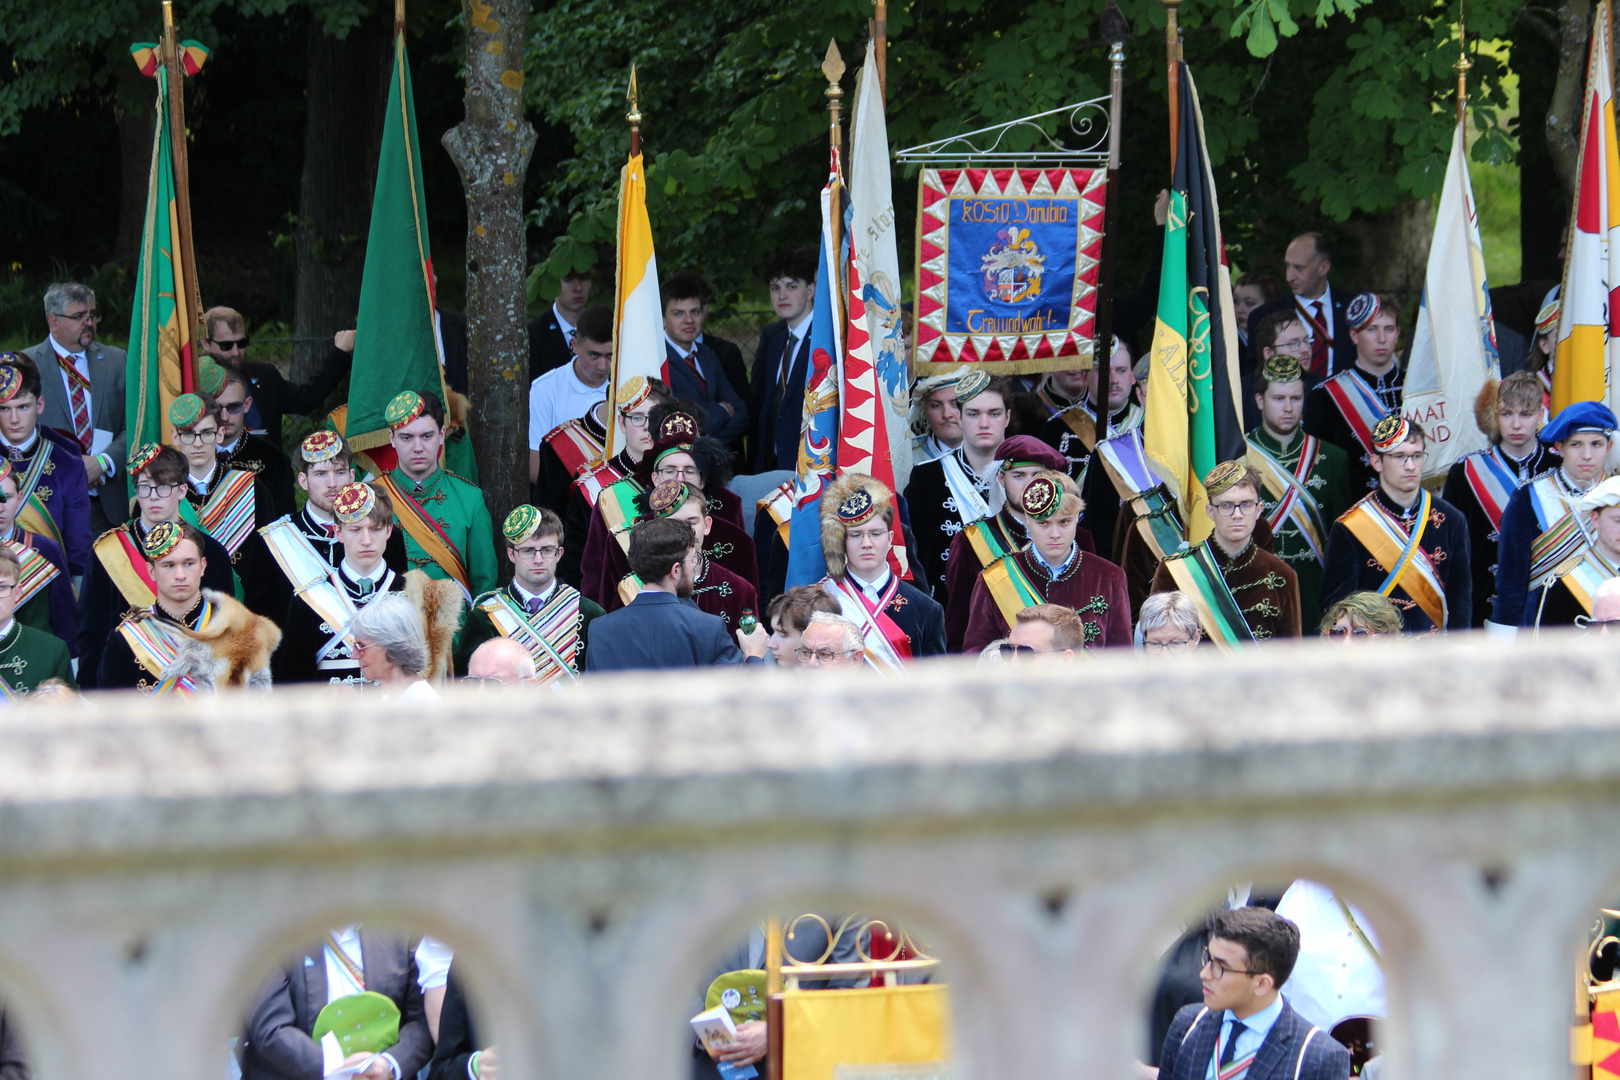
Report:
782,984,953,1080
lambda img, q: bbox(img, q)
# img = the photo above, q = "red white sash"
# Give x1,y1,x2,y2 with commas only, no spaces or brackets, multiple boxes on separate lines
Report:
823,575,912,674
1320,369,1389,457
1460,448,1519,530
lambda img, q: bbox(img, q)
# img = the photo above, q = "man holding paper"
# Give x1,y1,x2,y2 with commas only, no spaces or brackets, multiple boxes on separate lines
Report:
240,926,432,1080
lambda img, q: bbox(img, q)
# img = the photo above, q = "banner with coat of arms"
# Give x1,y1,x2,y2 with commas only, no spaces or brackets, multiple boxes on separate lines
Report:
913,167,1107,375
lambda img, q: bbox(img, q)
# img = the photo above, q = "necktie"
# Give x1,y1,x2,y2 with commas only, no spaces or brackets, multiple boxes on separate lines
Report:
356,577,375,597
322,523,337,539
778,332,795,390
1310,300,1329,375
525,595,544,615
6,447,19,463
62,354,93,451
1220,1020,1247,1067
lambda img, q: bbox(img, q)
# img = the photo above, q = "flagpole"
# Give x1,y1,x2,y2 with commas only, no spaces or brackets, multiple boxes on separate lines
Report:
874,1,887,102
1163,0,1181,172
1092,1,1129,393
161,0,202,391
1455,0,1471,124
823,41,847,322
603,65,641,463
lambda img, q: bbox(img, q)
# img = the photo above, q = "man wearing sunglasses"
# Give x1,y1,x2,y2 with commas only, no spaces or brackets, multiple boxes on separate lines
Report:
1153,461,1302,643
23,282,128,535
1156,907,1351,1080
201,305,354,444
198,359,297,518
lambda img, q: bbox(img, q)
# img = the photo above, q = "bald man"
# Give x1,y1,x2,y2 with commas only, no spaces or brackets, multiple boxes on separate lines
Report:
466,637,539,685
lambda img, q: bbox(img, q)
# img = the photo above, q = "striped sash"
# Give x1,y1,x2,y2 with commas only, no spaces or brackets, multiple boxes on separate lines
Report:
12,440,64,556
963,515,1021,570
597,479,646,555
117,600,216,688
1553,548,1620,617
981,553,1045,625
4,537,58,609
1461,448,1519,530
1210,1027,1259,1080
376,474,472,597
823,575,911,674
1247,435,1327,565
95,526,159,607
1321,369,1389,456
940,451,1000,522
478,587,583,685
1161,543,1258,653
573,459,627,509
544,419,605,479
1528,475,1591,583
1338,491,1448,628
757,480,795,548
260,518,361,658
198,469,258,555
1097,431,1187,561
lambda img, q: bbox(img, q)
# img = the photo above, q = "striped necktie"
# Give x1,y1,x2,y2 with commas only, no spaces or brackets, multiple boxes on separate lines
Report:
61,354,93,451
1309,300,1328,375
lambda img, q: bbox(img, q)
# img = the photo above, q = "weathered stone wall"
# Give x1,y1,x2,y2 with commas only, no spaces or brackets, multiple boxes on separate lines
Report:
0,635,1614,1080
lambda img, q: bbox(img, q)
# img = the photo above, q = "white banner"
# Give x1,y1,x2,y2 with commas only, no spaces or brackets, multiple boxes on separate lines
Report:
1403,119,1500,478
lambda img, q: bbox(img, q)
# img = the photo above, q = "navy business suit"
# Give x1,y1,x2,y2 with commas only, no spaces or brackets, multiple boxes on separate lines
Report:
1159,1001,1350,1080
586,590,757,671
663,340,750,443
748,319,812,473
240,930,433,1080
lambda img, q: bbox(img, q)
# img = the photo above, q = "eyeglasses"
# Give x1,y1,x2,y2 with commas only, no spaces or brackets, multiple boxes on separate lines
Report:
997,642,1062,661
461,675,508,686
208,336,250,352
1210,500,1261,517
1143,638,1193,653
174,428,219,445
135,482,179,498
621,412,650,428
53,309,97,324
1581,617,1620,631
1326,626,1370,639
795,647,857,663
656,465,701,481
1201,947,1256,979
0,583,16,598
1382,452,1425,466
218,401,248,416
513,545,560,559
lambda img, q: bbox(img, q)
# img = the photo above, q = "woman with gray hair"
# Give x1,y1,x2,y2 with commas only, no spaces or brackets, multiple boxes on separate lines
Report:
1137,590,1202,657
351,593,439,702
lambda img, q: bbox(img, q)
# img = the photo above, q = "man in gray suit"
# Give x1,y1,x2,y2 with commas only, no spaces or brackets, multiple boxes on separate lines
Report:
22,282,128,533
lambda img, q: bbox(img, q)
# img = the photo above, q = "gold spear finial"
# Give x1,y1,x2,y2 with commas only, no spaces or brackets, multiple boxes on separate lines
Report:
1455,0,1470,123
627,63,641,128
823,40,845,155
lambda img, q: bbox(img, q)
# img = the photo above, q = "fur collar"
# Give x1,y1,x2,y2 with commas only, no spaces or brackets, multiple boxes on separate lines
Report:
404,570,464,682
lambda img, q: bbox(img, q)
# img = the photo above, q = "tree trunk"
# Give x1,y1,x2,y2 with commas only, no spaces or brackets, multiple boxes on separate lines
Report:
1547,0,1593,200
1343,199,1434,296
112,59,157,267
292,8,391,381
442,0,537,534
1518,17,1567,280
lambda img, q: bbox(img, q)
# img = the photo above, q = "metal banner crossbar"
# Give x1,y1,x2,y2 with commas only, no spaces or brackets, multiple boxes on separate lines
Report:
894,96,1112,167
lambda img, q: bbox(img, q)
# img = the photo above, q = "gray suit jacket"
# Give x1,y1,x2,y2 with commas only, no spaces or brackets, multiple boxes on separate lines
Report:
23,338,129,523
240,931,432,1080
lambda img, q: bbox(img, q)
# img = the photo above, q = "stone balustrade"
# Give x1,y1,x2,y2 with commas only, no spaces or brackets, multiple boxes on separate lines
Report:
0,634,1612,1080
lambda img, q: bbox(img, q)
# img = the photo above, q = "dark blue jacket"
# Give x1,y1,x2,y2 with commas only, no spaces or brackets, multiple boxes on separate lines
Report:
663,340,749,443
1158,1001,1350,1080
1493,472,1557,628
14,426,92,576
747,320,812,473
585,590,757,672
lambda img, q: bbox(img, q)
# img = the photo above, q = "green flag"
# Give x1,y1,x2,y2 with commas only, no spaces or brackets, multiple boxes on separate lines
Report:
345,28,476,479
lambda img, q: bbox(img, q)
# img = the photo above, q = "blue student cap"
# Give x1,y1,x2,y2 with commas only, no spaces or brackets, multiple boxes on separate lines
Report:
1541,400,1618,445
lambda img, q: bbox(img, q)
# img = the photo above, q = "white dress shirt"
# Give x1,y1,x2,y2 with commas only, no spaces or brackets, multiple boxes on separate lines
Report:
1205,994,1284,1080
528,363,608,448
323,925,403,1080
1274,879,1384,1030
1295,284,1335,341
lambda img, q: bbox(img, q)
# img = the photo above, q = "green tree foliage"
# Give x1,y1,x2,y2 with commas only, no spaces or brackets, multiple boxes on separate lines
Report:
523,0,1519,299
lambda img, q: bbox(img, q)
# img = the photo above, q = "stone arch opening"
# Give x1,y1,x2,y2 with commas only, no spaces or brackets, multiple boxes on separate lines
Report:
656,886,991,1080
212,903,533,1080
1122,860,1440,1080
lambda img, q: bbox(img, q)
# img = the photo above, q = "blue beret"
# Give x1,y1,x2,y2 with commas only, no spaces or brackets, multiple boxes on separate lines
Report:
1541,400,1618,445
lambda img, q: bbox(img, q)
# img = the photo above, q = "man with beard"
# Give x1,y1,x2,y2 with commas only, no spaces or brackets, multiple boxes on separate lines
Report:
584,517,768,671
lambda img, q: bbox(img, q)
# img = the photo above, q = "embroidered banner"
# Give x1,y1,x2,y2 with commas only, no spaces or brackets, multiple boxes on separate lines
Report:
914,168,1107,374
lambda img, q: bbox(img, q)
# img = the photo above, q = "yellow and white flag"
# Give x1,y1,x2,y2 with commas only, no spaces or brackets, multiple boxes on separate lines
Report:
1554,0,1620,416
610,151,664,419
